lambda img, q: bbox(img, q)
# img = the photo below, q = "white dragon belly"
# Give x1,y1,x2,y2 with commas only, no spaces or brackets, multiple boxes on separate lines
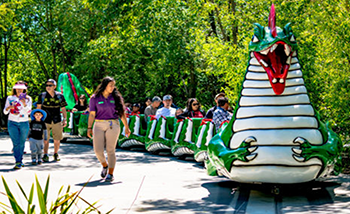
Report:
228,52,323,183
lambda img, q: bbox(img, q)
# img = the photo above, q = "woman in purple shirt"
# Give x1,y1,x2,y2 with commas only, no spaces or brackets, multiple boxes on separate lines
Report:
87,77,130,181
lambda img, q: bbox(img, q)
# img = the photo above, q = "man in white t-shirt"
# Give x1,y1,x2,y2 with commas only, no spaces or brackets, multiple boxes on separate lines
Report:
155,95,176,119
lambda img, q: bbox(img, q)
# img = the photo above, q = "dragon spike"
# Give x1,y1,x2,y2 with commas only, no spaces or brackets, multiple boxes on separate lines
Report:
268,4,277,38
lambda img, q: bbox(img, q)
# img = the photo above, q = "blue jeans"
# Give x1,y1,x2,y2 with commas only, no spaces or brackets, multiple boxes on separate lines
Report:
8,120,29,163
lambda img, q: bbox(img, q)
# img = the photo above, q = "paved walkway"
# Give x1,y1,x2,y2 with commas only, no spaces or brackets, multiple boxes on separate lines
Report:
0,135,350,213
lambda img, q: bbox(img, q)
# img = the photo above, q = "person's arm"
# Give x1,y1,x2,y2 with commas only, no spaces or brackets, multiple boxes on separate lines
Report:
144,107,151,121
87,111,96,138
61,107,67,127
36,93,42,109
3,97,12,115
20,96,32,114
176,111,188,119
43,129,48,141
120,113,130,137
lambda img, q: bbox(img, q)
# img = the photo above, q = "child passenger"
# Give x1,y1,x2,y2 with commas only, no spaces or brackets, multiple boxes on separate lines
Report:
28,109,48,165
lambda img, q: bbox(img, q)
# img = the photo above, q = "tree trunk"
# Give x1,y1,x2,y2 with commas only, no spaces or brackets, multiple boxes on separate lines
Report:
51,39,58,80
4,36,8,97
208,11,217,36
229,0,238,44
0,35,3,98
189,61,197,98
58,29,66,73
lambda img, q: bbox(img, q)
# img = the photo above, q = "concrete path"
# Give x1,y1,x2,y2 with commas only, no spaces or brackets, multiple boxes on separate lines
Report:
0,135,350,214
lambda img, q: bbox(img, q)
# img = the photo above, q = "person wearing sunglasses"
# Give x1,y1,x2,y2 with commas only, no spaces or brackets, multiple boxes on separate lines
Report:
176,98,205,119
36,79,68,162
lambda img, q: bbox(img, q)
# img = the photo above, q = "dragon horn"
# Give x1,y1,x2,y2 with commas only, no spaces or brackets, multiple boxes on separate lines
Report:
268,3,277,38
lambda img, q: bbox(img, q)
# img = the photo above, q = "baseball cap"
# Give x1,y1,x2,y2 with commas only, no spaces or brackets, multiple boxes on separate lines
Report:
215,92,226,100
46,79,57,86
163,95,172,101
152,96,162,102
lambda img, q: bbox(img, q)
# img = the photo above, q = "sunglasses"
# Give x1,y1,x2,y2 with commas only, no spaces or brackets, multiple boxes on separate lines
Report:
46,84,54,87
80,98,85,100
192,103,199,106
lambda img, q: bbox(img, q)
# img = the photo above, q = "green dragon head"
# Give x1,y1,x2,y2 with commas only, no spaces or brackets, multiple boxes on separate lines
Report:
248,4,298,95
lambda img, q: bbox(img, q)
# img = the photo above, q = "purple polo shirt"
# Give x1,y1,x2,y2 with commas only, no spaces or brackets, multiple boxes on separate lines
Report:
89,94,119,120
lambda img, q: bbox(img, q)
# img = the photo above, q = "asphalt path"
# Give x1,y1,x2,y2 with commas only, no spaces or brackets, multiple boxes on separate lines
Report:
0,135,350,214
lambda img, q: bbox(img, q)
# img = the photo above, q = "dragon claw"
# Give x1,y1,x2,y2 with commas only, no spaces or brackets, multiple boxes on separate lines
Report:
292,147,302,155
293,137,306,145
248,146,258,153
293,154,305,162
244,136,257,144
246,153,257,161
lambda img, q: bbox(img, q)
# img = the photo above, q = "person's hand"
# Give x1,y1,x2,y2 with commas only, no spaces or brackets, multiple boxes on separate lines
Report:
125,127,131,138
20,99,26,106
7,105,15,111
87,128,93,138
62,120,67,128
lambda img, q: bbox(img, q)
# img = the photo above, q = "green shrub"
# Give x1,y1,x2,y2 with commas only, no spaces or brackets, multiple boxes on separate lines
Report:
0,175,114,214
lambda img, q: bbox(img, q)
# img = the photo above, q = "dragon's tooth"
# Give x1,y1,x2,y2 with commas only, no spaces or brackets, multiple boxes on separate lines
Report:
270,43,278,53
290,35,296,42
279,78,284,83
260,48,270,55
284,44,291,56
287,56,292,65
259,59,268,67
272,78,277,83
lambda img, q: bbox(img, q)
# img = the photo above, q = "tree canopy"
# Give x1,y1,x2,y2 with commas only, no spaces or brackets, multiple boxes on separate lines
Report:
0,0,349,142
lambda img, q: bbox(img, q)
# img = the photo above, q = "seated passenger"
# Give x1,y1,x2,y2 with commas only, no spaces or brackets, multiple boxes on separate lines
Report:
205,92,226,119
125,102,132,115
177,98,205,119
140,97,152,114
72,94,88,112
155,95,176,119
72,94,89,135
175,108,184,117
130,103,140,115
144,96,162,122
213,97,232,131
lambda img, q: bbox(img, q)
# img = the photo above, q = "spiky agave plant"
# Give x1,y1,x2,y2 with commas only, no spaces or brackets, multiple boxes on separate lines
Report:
0,175,114,214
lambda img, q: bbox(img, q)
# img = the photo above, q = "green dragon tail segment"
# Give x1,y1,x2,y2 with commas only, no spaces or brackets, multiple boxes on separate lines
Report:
206,4,342,184
57,72,90,111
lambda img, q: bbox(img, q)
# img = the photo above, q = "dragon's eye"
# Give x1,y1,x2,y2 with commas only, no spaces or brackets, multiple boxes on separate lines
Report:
290,35,296,42
252,35,259,43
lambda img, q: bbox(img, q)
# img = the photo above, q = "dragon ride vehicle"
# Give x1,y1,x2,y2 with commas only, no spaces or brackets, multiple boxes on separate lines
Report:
206,4,343,184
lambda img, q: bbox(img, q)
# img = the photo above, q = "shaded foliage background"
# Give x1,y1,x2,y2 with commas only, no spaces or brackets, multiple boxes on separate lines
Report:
0,0,349,142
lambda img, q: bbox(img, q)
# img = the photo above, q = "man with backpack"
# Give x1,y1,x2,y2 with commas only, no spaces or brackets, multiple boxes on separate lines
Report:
37,79,67,162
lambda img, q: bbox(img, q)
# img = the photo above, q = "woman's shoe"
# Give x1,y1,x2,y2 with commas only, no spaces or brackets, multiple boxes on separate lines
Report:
105,174,114,182
101,166,108,178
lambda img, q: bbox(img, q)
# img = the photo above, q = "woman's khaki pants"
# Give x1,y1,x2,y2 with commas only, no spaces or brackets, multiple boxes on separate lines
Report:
93,120,120,168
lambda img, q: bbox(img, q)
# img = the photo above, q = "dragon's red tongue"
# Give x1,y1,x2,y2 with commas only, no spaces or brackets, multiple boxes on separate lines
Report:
253,46,290,95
